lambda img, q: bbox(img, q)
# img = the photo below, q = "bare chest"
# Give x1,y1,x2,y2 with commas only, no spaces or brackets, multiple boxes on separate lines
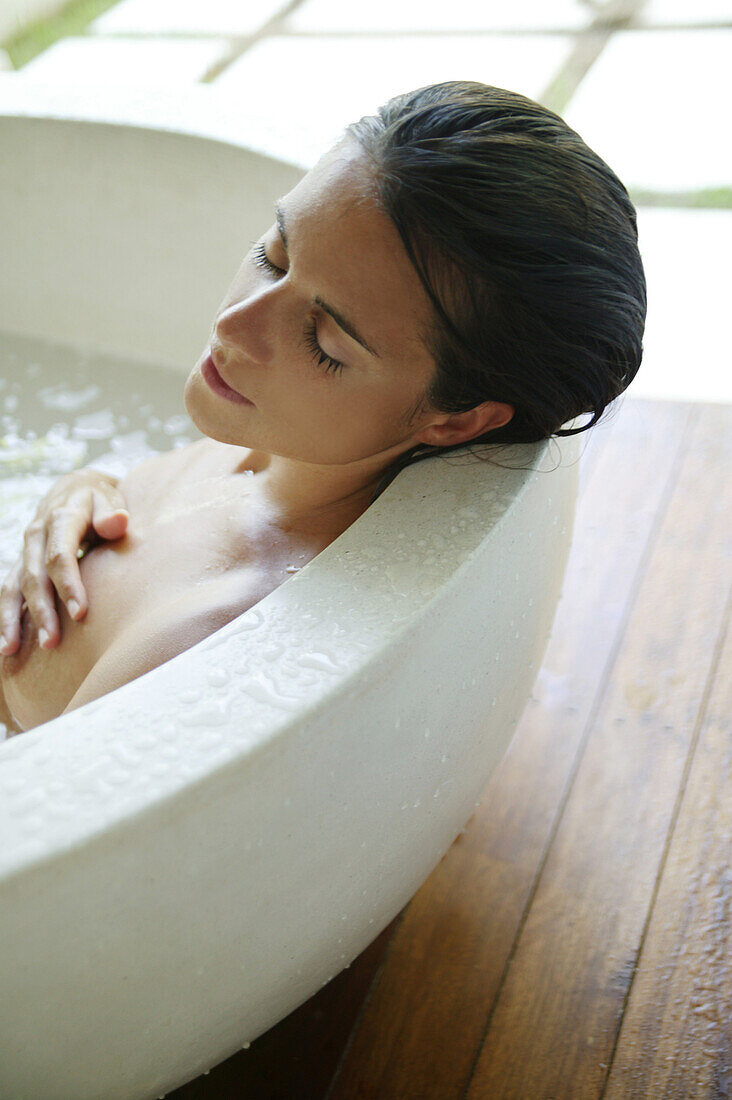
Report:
1,441,318,730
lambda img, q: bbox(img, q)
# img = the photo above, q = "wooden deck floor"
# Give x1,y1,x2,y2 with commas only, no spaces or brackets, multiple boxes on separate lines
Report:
172,396,731,1100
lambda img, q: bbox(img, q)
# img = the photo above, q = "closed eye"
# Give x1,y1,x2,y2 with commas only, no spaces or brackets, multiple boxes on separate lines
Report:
251,239,286,278
250,241,347,376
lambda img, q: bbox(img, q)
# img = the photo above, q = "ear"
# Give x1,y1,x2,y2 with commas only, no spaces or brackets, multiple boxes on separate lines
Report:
416,401,514,448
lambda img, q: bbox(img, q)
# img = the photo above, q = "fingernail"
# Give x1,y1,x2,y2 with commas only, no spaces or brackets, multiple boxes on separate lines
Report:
0,635,8,654
39,628,50,648
68,599,80,619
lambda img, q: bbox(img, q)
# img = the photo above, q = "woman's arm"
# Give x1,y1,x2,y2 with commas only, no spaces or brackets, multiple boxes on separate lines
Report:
0,468,129,656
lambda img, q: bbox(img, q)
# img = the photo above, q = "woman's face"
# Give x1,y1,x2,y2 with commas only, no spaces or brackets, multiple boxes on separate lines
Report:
184,139,446,474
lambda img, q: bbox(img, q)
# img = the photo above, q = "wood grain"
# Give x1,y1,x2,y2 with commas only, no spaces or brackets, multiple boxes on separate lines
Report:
604,592,731,1098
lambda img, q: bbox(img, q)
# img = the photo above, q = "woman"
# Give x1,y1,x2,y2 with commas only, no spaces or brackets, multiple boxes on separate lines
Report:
0,80,646,735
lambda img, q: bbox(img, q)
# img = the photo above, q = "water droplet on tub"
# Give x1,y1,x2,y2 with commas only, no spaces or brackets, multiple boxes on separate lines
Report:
298,650,341,673
207,668,229,687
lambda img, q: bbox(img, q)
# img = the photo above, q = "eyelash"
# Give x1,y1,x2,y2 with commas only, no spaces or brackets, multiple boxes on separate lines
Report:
250,240,346,376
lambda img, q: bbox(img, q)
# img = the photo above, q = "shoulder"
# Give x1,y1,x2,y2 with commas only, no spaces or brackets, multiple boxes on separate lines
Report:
61,572,271,717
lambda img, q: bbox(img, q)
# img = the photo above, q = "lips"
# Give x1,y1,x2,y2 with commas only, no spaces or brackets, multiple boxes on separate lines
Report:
201,354,253,405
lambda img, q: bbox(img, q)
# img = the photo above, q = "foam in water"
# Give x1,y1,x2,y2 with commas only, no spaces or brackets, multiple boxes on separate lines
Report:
0,331,199,580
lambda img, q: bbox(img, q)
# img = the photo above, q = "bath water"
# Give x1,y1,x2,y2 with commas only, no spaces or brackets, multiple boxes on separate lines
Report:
0,331,199,579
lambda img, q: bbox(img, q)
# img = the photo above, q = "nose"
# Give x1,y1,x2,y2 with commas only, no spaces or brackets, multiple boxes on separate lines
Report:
214,283,283,367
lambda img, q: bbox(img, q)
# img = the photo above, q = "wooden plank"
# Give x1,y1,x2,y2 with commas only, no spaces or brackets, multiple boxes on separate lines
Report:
604,592,732,1098
576,396,629,496
326,397,695,1100
464,403,731,1098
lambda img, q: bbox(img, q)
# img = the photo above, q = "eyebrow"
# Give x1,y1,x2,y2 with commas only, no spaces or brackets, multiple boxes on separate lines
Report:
274,201,381,359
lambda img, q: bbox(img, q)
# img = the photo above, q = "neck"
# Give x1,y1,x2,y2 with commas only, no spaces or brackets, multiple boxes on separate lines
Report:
229,448,395,532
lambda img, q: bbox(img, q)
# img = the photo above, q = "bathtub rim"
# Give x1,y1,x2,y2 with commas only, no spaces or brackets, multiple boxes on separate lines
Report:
0,78,315,169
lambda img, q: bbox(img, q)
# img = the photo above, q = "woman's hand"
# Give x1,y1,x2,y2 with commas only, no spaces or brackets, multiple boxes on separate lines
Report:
0,468,129,655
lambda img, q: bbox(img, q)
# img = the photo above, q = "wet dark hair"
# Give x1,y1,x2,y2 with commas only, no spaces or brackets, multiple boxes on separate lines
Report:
337,81,647,503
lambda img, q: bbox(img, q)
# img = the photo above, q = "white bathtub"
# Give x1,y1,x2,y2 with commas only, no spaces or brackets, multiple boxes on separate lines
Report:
0,85,580,1100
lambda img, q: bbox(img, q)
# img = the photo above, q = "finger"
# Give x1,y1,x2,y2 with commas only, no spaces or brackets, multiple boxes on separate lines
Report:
44,506,93,623
91,488,129,539
0,560,24,655
19,528,61,648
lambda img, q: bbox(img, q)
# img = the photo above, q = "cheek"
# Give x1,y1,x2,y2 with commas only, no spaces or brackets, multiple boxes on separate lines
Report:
274,381,373,452
328,389,405,446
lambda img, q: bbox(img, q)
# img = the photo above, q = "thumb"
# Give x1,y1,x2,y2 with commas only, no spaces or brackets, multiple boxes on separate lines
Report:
91,490,129,539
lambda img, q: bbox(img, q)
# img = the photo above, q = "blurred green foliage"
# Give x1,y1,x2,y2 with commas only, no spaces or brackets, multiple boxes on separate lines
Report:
2,0,120,68
630,187,732,208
